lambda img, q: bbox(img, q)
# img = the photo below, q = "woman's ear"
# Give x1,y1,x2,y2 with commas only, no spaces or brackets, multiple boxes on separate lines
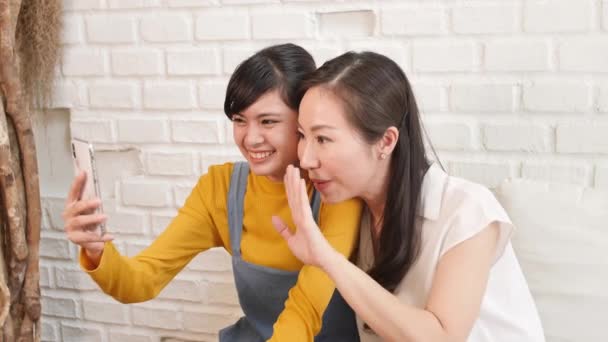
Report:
377,126,399,158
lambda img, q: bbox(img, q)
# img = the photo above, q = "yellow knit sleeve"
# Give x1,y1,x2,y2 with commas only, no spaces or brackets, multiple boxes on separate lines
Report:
79,171,224,303
268,198,363,341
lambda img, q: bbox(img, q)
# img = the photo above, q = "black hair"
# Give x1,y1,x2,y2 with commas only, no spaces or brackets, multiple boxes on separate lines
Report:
223,43,316,119
301,51,432,293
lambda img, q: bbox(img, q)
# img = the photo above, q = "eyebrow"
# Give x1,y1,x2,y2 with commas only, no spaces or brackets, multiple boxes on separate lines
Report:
298,123,337,132
234,113,281,119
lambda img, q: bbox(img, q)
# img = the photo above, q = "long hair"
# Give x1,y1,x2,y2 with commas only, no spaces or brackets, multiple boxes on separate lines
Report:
224,43,316,119
301,52,431,293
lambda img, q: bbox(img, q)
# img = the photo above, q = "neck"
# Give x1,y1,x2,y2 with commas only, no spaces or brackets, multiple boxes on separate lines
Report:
360,160,391,235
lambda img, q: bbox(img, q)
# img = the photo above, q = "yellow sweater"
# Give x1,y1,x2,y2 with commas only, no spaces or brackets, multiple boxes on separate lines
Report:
80,162,362,341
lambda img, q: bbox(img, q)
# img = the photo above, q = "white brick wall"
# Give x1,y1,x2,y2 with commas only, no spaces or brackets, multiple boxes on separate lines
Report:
40,0,608,340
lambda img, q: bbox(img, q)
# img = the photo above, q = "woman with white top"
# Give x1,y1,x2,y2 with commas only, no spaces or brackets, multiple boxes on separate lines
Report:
272,51,545,341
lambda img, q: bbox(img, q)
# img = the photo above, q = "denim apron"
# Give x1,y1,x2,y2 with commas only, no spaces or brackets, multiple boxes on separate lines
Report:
218,162,359,341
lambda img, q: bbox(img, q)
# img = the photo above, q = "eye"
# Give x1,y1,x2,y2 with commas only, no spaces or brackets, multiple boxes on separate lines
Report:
316,136,330,144
232,116,246,125
261,119,278,126
297,131,305,140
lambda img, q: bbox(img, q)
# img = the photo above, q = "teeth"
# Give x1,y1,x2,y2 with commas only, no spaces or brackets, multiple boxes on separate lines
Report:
249,151,274,159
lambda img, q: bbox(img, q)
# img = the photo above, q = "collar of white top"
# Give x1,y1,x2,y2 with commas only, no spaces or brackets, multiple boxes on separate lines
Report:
417,163,448,221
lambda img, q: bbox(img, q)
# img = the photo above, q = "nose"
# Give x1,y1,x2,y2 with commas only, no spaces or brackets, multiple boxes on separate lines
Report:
298,139,320,170
244,123,264,147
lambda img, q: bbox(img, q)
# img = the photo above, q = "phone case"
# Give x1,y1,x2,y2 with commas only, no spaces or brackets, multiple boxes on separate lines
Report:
71,138,106,235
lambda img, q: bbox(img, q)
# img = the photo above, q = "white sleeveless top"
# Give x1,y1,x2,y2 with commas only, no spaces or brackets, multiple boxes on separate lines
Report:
356,164,545,342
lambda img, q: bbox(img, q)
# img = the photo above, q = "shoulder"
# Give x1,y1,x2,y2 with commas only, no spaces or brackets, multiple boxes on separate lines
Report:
193,162,236,206
440,175,505,221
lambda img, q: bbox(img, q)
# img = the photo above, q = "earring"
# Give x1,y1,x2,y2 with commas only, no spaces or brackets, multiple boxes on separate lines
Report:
380,153,387,160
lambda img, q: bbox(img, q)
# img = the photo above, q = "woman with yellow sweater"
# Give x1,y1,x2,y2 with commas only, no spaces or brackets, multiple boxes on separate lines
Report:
62,44,362,341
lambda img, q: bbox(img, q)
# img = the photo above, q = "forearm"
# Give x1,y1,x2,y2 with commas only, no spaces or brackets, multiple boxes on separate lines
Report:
321,250,450,342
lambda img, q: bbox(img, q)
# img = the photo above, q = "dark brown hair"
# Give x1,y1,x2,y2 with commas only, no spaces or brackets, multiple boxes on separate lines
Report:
224,43,316,119
302,51,432,293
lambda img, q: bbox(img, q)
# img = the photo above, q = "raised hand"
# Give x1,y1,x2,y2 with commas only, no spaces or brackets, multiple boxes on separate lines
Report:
271,165,335,269
63,171,113,264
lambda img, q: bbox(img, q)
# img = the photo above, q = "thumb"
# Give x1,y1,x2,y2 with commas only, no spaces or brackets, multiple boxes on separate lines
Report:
271,216,292,241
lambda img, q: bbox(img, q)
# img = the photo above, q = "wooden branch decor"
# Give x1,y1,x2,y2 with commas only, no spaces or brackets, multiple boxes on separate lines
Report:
0,0,63,340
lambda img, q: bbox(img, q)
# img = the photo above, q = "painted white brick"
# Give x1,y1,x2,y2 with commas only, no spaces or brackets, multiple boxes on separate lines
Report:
412,84,444,112
41,320,58,342
524,0,594,33
55,266,99,290
483,124,552,152
556,123,608,154
599,83,608,112
71,119,114,143
167,48,221,75
381,8,444,35
452,5,518,34
51,81,80,109
121,180,171,207
147,152,195,176
39,265,52,288
307,45,344,66
62,48,106,76
64,0,104,10
86,15,136,43
485,40,550,71
560,39,608,72
175,183,196,207
604,1,608,31
89,82,138,109
413,42,476,72
522,162,591,186
108,0,161,8
187,247,232,272
40,236,72,260
223,47,256,74
451,84,514,112
183,309,238,334
171,119,223,144
199,79,228,109
151,213,175,236
140,14,192,42
132,305,181,329
62,14,84,45
450,162,514,188
111,48,163,76
108,332,153,342
42,296,78,318
83,300,130,323
346,41,410,71
596,165,608,188
61,324,103,342
96,150,144,199
42,197,66,232
195,8,249,40
144,82,196,110
117,119,169,143
158,278,205,301
425,123,474,150
208,281,239,306
523,82,591,112
168,0,218,7
223,0,278,4
318,10,375,37
105,209,147,235
251,10,311,39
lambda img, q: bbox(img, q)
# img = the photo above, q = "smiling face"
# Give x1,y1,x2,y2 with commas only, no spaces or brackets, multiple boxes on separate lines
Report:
232,90,299,182
297,86,383,203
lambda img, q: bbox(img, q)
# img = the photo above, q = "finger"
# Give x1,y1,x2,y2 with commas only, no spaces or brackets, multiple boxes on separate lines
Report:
271,216,292,241
66,198,101,219
67,171,87,203
66,214,107,232
299,178,313,218
68,230,113,244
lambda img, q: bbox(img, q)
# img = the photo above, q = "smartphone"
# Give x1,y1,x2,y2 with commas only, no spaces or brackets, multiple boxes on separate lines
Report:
71,138,106,235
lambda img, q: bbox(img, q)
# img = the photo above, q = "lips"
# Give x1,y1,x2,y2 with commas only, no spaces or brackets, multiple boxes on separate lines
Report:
311,178,331,192
247,150,275,162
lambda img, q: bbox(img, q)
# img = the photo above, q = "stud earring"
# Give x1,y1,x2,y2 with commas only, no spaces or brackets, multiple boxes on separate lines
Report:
380,153,387,160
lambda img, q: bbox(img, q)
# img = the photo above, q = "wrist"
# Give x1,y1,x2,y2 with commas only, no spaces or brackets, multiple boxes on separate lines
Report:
319,248,346,275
